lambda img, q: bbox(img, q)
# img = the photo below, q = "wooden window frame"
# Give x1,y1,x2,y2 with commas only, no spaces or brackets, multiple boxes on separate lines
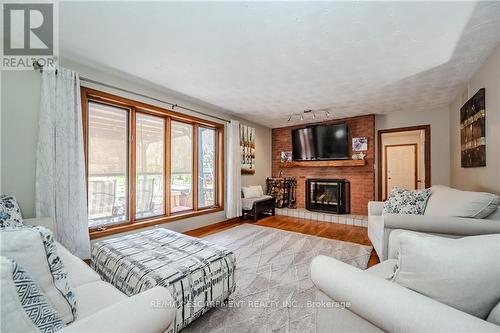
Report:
82,87,225,239
170,119,195,214
196,125,219,210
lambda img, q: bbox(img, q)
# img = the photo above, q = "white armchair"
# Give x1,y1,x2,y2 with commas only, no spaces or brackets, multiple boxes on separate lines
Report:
368,201,500,261
60,287,174,333
26,217,176,333
310,254,500,332
310,232,500,332
24,217,58,238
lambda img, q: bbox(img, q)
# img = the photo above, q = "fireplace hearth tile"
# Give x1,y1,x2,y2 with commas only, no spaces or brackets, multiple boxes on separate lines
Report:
273,208,367,228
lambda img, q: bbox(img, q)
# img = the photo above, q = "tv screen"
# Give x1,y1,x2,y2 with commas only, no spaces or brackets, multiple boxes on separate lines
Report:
292,123,349,160
292,126,316,160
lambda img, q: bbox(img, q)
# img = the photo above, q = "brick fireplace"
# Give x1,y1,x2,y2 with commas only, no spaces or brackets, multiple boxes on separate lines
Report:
271,114,375,215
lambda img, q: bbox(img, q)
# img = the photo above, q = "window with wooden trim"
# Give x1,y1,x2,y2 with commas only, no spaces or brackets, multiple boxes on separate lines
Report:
82,88,224,236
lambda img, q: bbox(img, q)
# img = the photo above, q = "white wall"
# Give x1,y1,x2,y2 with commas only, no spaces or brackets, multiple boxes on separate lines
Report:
1,59,272,233
375,107,450,200
1,70,41,217
240,127,271,190
449,44,500,195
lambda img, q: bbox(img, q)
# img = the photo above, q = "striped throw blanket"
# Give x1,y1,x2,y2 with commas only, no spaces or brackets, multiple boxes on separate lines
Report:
91,228,236,333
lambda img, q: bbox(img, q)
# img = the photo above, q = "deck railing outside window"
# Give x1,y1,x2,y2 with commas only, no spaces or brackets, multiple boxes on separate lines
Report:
83,88,223,233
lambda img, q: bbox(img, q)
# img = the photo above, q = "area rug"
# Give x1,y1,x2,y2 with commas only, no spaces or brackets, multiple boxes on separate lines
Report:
183,224,373,333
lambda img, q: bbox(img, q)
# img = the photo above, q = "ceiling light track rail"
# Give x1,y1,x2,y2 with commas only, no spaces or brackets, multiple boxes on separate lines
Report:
288,109,331,122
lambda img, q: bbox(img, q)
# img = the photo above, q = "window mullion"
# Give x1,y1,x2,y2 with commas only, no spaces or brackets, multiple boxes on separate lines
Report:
217,128,224,208
193,123,199,211
165,117,171,216
129,107,137,224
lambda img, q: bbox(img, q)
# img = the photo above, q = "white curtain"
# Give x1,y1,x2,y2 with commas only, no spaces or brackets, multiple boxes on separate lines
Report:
226,120,242,218
35,67,90,259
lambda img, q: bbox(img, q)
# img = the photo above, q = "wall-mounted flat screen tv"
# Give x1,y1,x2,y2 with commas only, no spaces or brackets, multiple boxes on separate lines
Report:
292,123,349,160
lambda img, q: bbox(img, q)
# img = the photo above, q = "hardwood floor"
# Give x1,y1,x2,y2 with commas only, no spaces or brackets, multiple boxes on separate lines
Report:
184,215,380,268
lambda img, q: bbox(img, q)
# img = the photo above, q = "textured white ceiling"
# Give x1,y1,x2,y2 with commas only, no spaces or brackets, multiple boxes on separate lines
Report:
59,1,500,128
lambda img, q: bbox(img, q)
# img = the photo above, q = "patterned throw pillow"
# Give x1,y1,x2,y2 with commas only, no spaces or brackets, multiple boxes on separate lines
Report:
383,187,432,215
0,226,77,323
1,256,64,333
0,195,23,228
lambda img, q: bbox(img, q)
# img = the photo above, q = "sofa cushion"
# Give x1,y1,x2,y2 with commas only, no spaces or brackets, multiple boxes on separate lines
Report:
0,226,77,324
392,232,500,319
487,301,500,326
425,185,500,218
1,256,64,333
366,259,397,280
486,207,500,220
73,281,126,320
56,242,101,288
383,187,432,215
0,195,23,228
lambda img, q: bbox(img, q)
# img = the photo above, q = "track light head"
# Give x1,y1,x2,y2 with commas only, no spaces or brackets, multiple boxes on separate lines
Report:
288,109,333,122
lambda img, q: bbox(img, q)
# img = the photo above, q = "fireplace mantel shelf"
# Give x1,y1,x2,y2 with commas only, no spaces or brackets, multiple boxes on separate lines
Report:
280,159,366,168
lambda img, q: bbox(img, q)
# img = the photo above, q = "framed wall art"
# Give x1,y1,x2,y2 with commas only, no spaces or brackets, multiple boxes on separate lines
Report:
461,88,486,168
240,125,256,174
280,151,292,163
352,137,368,152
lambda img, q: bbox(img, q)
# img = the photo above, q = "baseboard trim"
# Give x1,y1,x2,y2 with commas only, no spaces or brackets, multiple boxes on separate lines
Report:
183,217,241,237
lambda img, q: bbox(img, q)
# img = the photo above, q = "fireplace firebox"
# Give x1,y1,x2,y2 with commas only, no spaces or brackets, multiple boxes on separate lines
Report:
306,179,350,214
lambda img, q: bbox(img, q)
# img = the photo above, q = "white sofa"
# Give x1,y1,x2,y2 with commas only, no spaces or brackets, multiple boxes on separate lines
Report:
368,187,500,260
310,231,500,332
25,217,175,333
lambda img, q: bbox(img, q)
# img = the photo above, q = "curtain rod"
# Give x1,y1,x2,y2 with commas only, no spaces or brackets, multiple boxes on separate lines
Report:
33,61,230,124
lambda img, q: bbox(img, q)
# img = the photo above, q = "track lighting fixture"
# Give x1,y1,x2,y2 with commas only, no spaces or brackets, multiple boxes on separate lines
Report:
287,109,332,122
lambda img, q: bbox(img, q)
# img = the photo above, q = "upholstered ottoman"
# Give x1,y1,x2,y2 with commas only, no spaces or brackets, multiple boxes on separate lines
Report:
91,228,236,333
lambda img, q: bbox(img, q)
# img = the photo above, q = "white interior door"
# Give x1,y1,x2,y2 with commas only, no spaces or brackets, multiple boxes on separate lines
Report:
386,144,416,197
